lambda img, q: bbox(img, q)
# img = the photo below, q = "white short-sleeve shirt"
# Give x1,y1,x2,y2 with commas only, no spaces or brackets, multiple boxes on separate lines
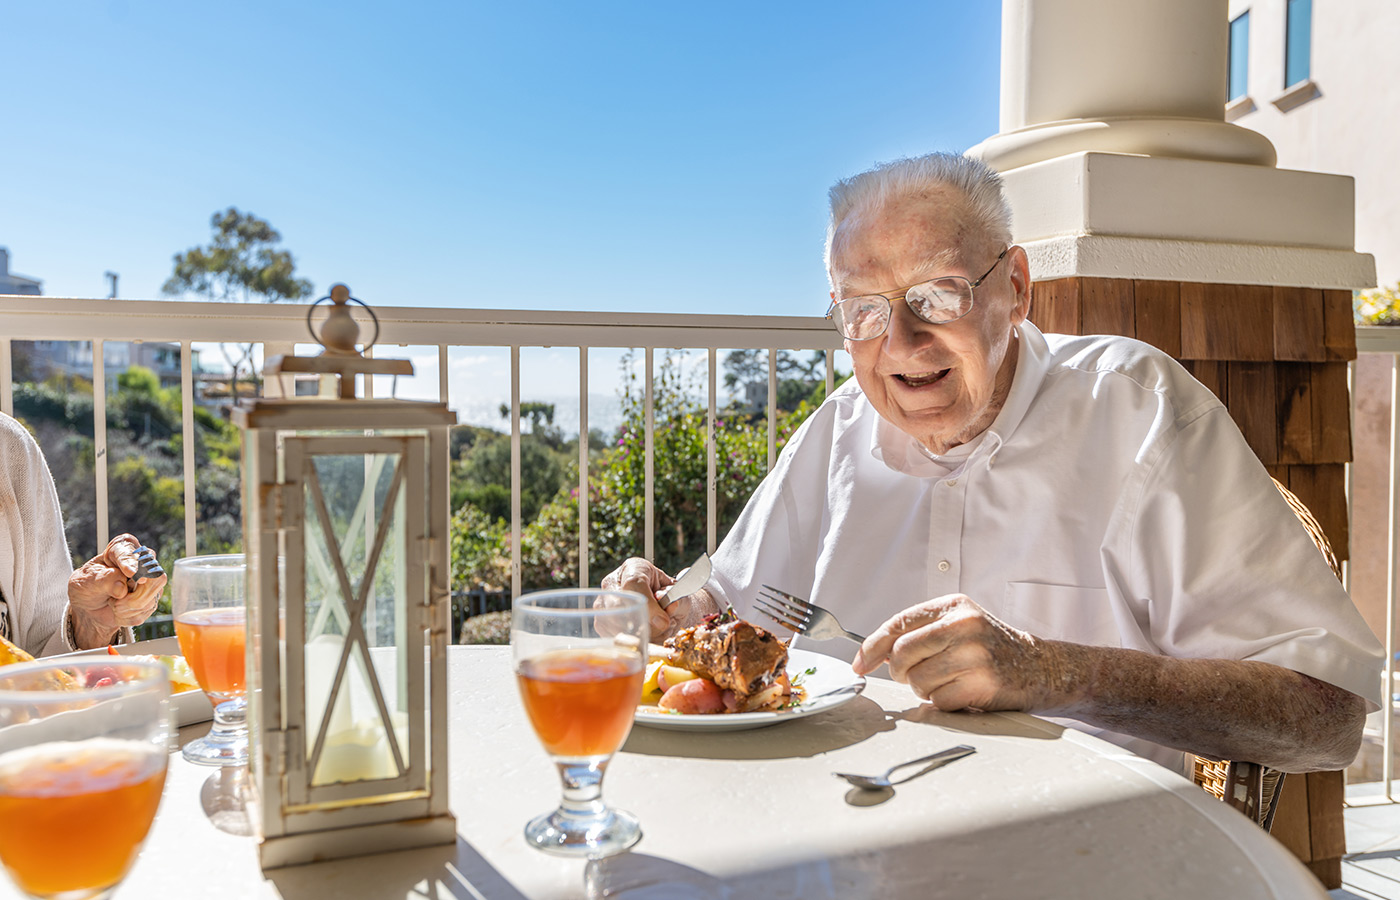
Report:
708,321,1383,774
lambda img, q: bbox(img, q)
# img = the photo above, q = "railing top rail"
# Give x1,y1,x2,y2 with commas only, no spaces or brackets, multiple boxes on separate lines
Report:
0,296,843,350
1357,325,1400,355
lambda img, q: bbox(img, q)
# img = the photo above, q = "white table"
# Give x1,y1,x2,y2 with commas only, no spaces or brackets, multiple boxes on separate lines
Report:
13,646,1327,900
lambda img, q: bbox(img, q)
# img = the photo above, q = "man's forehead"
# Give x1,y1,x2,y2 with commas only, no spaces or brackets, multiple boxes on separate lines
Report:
830,196,977,293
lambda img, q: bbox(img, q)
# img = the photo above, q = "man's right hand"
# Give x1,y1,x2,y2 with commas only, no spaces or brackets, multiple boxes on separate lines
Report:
600,558,677,639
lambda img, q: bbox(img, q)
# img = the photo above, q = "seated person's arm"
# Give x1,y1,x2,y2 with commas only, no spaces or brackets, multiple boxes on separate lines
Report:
65,534,166,651
853,594,1366,773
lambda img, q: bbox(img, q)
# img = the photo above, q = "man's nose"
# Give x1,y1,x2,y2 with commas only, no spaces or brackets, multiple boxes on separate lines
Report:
881,298,938,358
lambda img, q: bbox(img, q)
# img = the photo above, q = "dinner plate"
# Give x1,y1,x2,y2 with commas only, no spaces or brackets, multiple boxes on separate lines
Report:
60,636,214,727
632,648,865,732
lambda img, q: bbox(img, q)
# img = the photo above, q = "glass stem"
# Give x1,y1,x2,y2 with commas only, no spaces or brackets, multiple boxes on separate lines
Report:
556,759,610,820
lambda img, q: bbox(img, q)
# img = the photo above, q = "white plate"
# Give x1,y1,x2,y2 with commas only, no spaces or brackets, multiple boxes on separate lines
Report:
59,637,214,727
632,648,865,732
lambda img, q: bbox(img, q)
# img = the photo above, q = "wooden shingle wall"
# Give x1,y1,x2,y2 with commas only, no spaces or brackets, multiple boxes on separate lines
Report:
1030,275,1356,888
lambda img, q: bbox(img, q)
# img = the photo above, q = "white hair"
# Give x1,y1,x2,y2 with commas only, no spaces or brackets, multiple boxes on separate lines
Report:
824,152,1013,280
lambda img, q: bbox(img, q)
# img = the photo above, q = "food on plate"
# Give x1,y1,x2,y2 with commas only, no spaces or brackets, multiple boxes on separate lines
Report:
0,634,35,668
640,609,802,714
105,646,201,694
0,635,78,690
0,634,198,695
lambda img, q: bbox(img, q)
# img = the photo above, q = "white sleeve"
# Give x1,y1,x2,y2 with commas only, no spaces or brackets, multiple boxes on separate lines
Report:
0,414,77,657
1123,406,1383,709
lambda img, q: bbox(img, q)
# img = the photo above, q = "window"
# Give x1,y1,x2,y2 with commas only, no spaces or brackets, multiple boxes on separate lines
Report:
1228,12,1250,101
1285,0,1311,88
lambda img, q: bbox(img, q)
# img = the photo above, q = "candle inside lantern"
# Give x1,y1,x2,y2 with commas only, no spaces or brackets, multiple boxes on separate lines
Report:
305,634,409,785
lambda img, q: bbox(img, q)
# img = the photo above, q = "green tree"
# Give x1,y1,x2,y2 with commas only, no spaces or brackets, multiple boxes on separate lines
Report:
162,208,314,400
723,349,835,413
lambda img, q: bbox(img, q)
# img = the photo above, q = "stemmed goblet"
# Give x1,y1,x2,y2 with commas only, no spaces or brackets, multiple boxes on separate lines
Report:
513,588,648,858
0,658,170,899
172,554,248,767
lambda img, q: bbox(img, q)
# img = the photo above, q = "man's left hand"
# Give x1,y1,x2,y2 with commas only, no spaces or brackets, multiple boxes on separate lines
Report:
68,534,166,647
851,594,1068,713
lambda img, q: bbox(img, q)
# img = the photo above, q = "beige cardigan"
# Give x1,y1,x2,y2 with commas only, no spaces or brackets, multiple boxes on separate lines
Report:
0,412,79,657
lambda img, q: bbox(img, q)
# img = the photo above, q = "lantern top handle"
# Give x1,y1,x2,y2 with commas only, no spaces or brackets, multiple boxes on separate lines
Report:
264,283,413,399
310,284,381,357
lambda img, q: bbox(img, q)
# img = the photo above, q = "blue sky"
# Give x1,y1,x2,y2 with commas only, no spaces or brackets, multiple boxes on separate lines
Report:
4,2,1001,317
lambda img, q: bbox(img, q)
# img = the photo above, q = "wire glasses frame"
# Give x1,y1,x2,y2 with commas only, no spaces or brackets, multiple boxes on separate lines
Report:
826,247,1010,341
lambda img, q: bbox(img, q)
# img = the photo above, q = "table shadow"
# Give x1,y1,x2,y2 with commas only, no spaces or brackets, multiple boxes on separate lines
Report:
585,853,728,900
891,704,1066,741
622,694,895,760
264,835,529,900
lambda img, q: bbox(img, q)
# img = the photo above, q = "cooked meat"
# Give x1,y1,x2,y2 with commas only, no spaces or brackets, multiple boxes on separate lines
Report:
665,612,788,700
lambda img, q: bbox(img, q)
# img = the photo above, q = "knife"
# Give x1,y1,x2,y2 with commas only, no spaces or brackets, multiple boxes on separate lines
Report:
658,552,712,610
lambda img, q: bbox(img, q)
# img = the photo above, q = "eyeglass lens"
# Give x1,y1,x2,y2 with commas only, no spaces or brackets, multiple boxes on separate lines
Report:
832,278,973,340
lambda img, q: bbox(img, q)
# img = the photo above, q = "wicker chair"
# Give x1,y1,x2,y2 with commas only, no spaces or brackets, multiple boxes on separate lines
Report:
1189,477,1341,831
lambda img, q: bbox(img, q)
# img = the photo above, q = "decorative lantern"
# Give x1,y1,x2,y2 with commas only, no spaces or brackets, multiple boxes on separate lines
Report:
232,285,457,868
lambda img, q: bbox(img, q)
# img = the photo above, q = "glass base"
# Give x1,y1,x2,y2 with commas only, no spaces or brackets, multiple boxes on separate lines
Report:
182,698,248,767
524,806,642,859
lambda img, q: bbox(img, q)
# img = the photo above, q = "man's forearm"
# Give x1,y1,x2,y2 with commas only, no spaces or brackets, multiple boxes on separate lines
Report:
1036,641,1367,773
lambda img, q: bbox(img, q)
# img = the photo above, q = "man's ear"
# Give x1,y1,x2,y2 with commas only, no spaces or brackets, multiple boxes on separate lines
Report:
1006,245,1031,325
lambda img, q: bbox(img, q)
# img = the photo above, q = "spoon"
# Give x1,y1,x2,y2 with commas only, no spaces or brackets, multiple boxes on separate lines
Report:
833,744,976,791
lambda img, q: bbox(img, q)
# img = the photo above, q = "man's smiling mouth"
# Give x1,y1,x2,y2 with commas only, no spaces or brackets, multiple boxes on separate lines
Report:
894,369,950,387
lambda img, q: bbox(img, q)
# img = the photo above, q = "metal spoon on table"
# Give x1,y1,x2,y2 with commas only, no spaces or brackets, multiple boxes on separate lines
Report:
834,745,976,791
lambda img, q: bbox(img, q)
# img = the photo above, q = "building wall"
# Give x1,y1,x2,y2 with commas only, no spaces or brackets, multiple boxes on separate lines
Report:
1227,0,1400,290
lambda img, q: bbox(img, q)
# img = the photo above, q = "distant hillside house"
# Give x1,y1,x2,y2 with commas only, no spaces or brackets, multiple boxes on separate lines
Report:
0,248,41,295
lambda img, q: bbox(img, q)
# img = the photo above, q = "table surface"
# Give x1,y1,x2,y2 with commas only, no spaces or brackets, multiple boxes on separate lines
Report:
6,645,1328,900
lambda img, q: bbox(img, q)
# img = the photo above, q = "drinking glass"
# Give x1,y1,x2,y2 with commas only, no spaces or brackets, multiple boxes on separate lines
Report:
172,554,248,767
513,588,648,858
0,658,170,899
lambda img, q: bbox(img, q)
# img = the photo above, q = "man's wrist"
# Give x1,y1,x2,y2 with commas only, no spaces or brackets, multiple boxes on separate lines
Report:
66,607,120,651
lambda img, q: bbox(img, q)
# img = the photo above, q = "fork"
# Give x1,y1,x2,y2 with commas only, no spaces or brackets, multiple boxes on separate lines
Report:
755,585,866,644
127,546,165,592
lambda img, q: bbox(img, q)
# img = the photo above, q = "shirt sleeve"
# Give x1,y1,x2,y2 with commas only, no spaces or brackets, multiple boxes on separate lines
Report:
1122,405,1384,710
0,415,77,657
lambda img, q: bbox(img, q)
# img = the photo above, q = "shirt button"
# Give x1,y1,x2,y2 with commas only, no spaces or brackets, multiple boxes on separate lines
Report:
946,479,958,487
937,560,951,572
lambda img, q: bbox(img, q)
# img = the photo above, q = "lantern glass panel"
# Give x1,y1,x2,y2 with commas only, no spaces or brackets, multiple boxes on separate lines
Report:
301,450,411,786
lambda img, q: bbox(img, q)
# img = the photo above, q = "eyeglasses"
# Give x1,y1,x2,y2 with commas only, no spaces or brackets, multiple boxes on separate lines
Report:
826,248,1009,341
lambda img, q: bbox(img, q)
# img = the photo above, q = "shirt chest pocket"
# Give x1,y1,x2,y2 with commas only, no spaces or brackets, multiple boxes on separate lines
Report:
1001,582,1121,648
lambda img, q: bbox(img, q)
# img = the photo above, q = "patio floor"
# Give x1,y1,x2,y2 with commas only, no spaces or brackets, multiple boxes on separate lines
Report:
1334,783,1400,899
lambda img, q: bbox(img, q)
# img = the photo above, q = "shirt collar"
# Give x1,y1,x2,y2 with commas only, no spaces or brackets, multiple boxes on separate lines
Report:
868,320,1052,476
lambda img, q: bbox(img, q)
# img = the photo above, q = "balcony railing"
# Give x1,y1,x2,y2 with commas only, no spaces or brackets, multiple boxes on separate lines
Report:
0,295,841,597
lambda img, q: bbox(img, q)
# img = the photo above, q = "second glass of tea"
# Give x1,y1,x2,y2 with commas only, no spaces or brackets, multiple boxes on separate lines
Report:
172,554,248,767
513,588,648,858
0,658,170,900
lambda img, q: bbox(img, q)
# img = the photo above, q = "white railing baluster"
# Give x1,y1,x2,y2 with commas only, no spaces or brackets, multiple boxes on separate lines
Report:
181,342,196,557
93,339,109,550
0,339,11,417
510,346,521,600
644,348,654,562
767,350,777,471
825,351,834,398
1386,354,1400,801
579,348,590,589
708,348,717,555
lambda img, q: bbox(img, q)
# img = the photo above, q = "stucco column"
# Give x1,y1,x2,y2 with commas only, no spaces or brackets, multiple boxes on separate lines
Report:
971,0,1276,169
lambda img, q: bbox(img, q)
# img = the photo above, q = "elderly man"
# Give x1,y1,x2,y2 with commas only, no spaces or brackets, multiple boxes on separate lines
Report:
605,152,1382,776
1,412,166,655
